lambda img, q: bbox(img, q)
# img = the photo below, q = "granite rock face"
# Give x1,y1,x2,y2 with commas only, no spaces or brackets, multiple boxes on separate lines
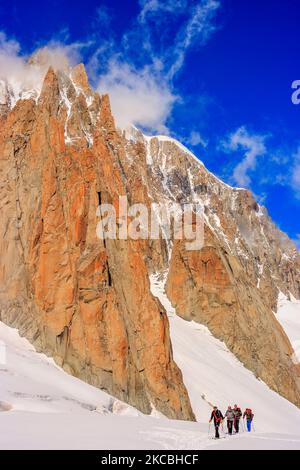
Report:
0,65,194,420
0,62,299,417
122,129,300,407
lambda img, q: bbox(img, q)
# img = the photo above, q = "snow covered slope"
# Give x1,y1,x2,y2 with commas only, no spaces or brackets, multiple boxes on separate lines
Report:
276,293,300,363
0,321,140,416
1,306,300,450
150,273,300,436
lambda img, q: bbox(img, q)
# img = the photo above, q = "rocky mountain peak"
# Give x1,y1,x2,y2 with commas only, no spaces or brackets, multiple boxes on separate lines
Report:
0,63,299,418
38,66,60,112
70,63,91,95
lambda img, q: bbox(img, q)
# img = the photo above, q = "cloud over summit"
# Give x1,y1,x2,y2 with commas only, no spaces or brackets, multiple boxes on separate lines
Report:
0,0,220,132
95,0,220,131
0,32,84,100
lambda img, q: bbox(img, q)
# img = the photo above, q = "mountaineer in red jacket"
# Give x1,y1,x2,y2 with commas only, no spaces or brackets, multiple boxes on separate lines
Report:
243,408,254,432
209,406,224,439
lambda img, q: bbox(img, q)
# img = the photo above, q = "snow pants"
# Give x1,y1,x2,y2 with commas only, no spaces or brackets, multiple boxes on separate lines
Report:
234,419,240,433
227,420,233,435
246,420,252,432
214,423,220,439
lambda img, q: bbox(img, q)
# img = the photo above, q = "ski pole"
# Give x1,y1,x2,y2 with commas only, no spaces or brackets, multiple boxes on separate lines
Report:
208,422,211,436
252,422,255,432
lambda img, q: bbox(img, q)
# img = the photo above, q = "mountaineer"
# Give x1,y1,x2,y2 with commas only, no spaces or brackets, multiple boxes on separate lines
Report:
233,404,242,433
225,406,235,435
243,408,254,432
209,406,224,439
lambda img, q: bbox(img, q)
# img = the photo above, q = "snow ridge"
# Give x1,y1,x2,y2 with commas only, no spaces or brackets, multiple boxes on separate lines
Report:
149,272,300,436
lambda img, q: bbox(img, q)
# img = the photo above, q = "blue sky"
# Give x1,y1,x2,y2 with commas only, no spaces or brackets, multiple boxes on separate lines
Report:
0,0,300,246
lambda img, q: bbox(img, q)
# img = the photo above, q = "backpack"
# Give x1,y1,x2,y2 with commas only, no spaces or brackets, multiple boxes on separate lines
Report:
213,410,222,423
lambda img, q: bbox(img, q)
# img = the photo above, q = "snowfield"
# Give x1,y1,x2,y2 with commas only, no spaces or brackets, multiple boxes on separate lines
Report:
150,274,300,431
276,292,300,364
0,281,300,450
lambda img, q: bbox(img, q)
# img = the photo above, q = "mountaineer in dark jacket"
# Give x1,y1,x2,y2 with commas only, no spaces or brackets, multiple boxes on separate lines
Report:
233,404,242,433
209,406,224,439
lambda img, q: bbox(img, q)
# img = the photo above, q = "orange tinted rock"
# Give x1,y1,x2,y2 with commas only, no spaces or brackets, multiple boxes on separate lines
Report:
0,66,194,420
166,226,300,407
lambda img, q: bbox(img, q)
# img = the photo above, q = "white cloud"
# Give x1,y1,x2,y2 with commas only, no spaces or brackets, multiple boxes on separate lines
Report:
222,126,267,188
0,32,20,55
139,0,187,22
0,32,84,99
95,0,220,132
291,147,300,199
97,60,176,132
187,130,208,147
0,33,44,98
0,0,221,132
168,0,220,79
266,145,300,200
